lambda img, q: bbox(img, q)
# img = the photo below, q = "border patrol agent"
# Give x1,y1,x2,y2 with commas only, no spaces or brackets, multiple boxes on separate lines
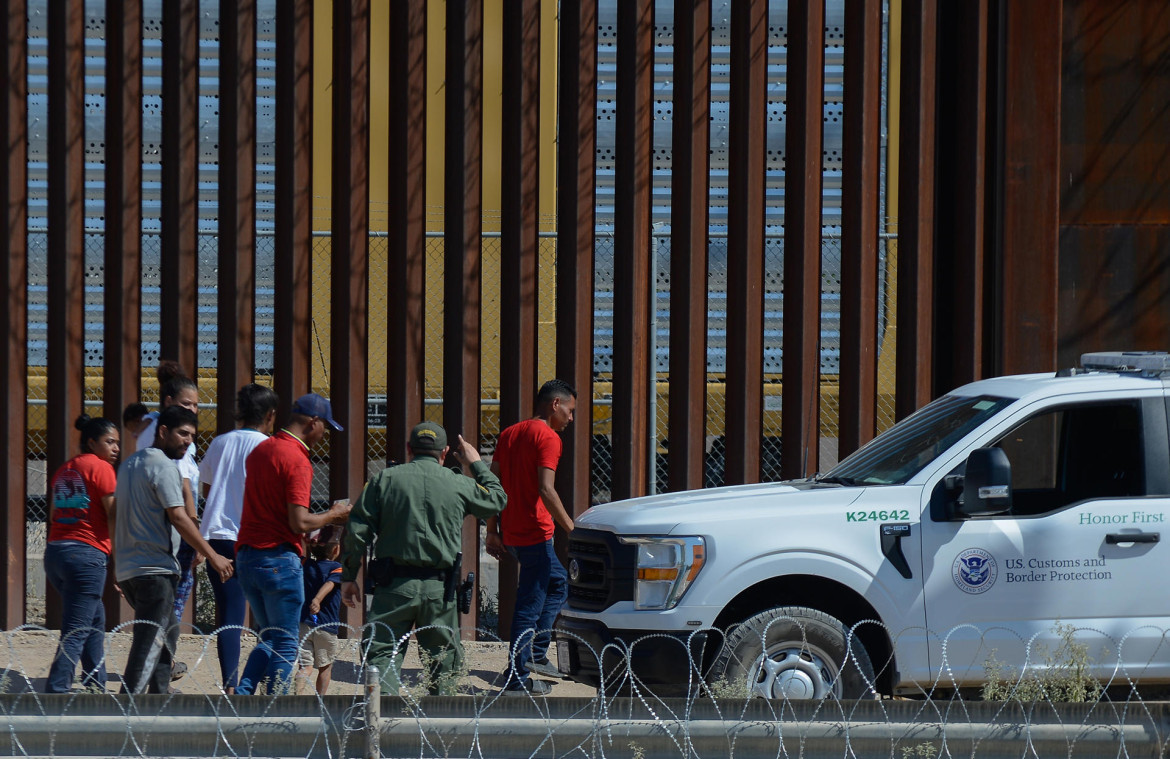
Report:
340,422,506,695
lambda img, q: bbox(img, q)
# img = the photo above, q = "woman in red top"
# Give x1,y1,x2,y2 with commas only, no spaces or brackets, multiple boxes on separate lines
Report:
44,415,120,693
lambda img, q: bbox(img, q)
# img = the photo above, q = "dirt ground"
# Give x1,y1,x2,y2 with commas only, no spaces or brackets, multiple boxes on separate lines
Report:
0,628,598,698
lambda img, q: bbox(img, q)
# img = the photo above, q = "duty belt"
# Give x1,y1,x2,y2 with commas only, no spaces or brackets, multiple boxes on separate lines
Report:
367,553,464,604
367,556,451,586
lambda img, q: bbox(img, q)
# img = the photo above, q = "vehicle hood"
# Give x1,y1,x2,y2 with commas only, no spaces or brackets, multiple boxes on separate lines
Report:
575,481,867,535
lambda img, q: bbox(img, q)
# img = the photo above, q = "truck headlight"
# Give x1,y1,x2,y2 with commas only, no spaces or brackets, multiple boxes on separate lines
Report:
618,536,706,610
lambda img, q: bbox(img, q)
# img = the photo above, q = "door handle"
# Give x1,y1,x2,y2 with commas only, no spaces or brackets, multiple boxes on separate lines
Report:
1105,532,1159,545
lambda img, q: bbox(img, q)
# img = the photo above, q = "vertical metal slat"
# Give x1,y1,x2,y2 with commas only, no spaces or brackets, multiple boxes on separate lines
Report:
499,0,541,430
781,0,826,480
554,0,597,515
895,0,938,419
45,0,86,631
103,0,143,627
330,0,370,503
667,0,711,493
160,0,200,375
1,0,28,628
611,0,654,500
996,0,1060,374
444,0,485,636
274,0,314,419
217,0,258,429
838,0,882,457
725,0,767,485
386,0,427,464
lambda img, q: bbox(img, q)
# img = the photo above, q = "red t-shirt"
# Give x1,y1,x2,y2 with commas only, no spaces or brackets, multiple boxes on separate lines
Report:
237,430,313,556
495,418,562,547
47,453,117,554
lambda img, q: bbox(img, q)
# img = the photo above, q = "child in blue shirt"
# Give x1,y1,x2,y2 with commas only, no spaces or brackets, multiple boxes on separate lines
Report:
298,526,344,695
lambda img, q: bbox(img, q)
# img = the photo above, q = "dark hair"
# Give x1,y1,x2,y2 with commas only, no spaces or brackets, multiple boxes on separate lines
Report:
75,414,117,453
536,379,577,411
156,359,186,387
156,359,197,409
157,405,198,433
160,375,198,406
235,383,279,427
308,525,341,560
122,402,149,425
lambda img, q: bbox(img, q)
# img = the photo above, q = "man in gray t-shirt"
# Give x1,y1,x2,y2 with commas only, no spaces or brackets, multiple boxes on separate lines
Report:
113,406,233,694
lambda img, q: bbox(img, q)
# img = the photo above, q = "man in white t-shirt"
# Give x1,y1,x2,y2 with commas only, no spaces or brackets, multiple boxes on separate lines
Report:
196,383,278,693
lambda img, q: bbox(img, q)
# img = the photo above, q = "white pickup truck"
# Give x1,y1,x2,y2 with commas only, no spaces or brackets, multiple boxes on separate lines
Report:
555,352,1170,698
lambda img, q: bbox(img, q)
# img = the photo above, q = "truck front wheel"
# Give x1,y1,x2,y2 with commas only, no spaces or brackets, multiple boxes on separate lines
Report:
709,606,876,699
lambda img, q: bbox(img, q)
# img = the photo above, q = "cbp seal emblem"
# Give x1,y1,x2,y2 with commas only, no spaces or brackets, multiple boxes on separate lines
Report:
952,548,997,594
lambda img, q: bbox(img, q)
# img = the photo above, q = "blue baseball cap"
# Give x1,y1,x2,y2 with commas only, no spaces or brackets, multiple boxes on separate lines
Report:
292,393,344,431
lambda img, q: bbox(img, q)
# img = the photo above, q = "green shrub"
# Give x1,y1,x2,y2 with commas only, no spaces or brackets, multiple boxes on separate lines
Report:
981,621,1101,703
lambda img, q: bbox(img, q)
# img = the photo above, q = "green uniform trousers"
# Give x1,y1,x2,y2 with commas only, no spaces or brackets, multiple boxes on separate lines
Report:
366,576,462,695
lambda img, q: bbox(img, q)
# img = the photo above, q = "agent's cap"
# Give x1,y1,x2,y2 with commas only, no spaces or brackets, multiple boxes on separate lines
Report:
409,421,447,452
292,393,344,431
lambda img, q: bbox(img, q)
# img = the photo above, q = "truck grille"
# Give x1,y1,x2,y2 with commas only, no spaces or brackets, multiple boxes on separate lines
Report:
566,528,637,612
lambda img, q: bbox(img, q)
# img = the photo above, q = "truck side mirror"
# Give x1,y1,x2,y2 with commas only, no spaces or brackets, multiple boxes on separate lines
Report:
959,447,1013,516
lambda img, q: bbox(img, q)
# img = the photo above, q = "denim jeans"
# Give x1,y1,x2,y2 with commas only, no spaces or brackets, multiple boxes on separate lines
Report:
206,538,246,689
235,546,304,695
172,540,197,621
120,573,179,695
44,541,108,693
507,539,568,685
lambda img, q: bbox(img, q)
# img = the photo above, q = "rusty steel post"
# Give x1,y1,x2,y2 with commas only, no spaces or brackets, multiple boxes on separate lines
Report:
444,0,484,635
103,0,143,627
554,0,597,513
46,0,86,631
160,0,199,375
838,0,882,458
667,0,711,493
386,0,426,466
1,0,28,629
495,0,542,640
781,0,826,480
724,0,767,486
995,0,1059,374
895,0,938,419
330,0,370,504
274,0,314,420
1056,3,1170,361
933,0,987,391
217,0,258,430
499,0,541,430
611,0,654,501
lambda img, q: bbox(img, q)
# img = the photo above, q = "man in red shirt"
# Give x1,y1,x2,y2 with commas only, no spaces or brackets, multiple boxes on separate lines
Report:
486,379,577,695
234,393,352,695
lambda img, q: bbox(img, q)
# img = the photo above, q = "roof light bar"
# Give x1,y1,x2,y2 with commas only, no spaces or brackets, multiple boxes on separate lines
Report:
1080,351,1170,376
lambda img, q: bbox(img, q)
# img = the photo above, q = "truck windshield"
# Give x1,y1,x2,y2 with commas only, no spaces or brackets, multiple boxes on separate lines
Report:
821,394,1014,485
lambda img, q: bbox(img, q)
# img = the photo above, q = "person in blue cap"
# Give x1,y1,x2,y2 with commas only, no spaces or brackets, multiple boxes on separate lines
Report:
234,393,352,695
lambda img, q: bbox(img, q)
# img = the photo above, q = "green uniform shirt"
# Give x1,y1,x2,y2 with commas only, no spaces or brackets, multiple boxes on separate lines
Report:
341,456,506,581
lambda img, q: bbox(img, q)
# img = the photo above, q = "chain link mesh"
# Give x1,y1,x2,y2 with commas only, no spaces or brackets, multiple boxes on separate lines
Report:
591,236,615,504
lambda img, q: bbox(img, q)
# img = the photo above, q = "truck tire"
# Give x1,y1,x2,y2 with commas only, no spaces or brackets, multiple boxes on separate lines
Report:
709,606,876,699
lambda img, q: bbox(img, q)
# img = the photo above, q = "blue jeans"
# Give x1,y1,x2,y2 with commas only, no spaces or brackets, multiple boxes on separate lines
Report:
44,541,108,693
172,540,197,622
235,546,304,695
206,538,246,690
508,539,568,685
